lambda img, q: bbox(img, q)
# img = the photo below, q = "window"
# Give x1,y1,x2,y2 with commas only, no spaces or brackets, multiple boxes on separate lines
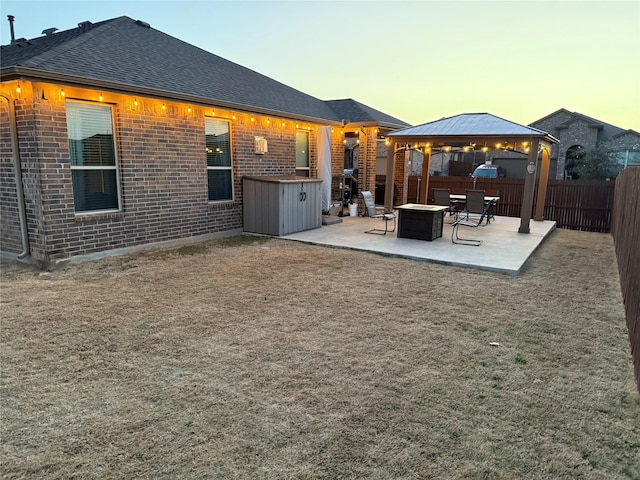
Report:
610,150,640,177
67,101,120,213
296,130,310,177
205,118,233,201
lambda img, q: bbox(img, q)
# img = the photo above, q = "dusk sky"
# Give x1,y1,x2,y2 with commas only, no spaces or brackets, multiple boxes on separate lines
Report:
2,0,639,131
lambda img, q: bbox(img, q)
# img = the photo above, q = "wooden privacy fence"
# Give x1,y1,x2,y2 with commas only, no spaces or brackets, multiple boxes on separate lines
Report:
610,167,640,394
405,176,615,232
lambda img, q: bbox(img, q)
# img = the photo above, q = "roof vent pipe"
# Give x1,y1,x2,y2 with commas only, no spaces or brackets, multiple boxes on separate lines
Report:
7,14,16,44
42,27,58,36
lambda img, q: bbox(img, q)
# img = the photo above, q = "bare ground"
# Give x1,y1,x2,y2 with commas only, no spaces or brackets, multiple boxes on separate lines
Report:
0,229,638,479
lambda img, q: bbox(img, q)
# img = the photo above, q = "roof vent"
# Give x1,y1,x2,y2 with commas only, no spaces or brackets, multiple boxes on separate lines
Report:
41,27,58,36
7,14,16,44
135,20,151,28
78,21,92,28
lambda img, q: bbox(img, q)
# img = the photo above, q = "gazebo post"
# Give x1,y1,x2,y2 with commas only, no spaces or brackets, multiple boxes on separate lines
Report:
519,137,540,233
384,141,396,211
533,144,551,221
419,146,431,204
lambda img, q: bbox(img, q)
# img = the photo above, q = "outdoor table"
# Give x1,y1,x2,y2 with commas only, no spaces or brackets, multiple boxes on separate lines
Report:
395,204,448,241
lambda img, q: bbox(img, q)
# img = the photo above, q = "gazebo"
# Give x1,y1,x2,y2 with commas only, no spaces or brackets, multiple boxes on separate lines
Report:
383,113,559,233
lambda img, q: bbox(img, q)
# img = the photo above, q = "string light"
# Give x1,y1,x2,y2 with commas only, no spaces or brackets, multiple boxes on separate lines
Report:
99,93,103,102
187,105,191,113
16,84,21,94
60,88,65,97
134,98,138,106
161,103,166,111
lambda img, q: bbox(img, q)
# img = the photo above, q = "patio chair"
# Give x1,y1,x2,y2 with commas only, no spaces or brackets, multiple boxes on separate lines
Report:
361,190,396,235
451,215,485,246
433,188,458,223
461,189,494,225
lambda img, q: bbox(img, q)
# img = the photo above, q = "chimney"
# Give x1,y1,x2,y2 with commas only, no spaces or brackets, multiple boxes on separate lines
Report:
7,15,16,44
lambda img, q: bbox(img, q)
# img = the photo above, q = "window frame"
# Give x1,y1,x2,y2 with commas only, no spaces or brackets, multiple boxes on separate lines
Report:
205,117,234,202
66,100,121,215
295,129,310,177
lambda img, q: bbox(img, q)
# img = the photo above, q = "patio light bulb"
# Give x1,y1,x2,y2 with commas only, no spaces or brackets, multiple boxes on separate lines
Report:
99,94,104,102
16,84,21,93
134,98,138,106
251,116,255,122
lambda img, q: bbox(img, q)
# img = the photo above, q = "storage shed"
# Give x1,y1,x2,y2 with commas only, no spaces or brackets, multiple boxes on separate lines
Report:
243,176,322,236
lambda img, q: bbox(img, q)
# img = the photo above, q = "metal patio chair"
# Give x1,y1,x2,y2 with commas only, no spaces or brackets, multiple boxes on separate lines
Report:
361,191,396,235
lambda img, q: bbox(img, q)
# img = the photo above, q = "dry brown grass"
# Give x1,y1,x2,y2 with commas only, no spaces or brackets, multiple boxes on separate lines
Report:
1,230,638,479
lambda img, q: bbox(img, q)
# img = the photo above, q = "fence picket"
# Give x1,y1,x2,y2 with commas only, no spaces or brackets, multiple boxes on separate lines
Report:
405,176,615,232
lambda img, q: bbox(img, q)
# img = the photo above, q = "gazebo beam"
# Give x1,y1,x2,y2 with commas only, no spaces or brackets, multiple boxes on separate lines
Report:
419,147,431,204
518,137,540,233
534,144,551,221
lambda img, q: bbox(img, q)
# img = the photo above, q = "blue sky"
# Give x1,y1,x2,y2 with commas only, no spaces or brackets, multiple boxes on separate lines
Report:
2,0,639,131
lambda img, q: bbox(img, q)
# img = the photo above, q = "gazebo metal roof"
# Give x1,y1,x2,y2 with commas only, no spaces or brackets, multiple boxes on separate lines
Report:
387,113,558,146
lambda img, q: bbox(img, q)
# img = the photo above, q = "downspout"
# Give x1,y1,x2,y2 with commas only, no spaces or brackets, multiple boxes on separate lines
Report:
1,93,30,258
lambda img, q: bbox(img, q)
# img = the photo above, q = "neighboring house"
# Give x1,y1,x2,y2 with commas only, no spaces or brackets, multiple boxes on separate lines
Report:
0,16,407,265
529,108,640,179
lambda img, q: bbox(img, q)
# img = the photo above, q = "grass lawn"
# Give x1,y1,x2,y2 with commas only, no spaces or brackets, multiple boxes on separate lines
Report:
1,229,638,479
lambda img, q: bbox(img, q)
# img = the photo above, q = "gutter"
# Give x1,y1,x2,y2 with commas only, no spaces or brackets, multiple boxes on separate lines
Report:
0,93,29,259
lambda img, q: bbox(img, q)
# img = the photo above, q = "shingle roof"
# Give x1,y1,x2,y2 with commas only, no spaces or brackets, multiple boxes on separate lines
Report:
324,99,409,129
388,113,556,141
1,16,347,124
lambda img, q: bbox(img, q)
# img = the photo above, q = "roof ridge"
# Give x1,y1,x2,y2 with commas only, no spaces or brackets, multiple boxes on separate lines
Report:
20,17,127,69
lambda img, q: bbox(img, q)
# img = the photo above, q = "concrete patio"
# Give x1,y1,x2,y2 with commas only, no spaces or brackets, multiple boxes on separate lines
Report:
283,213,556,275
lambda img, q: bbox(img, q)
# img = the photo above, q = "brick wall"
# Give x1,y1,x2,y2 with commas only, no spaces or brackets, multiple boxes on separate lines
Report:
0,100,21,253
0,81,325,264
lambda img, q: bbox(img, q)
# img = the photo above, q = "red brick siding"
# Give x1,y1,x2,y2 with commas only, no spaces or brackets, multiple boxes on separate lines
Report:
0,101,21,253
0,82,325,263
